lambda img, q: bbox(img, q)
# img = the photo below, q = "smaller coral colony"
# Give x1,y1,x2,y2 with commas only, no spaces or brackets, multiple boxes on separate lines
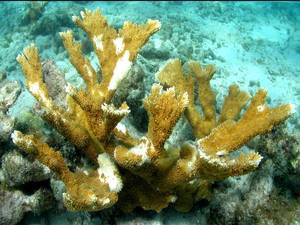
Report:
13,9,293,212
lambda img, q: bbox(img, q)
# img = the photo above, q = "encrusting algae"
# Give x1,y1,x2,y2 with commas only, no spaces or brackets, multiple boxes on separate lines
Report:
12,8,294,213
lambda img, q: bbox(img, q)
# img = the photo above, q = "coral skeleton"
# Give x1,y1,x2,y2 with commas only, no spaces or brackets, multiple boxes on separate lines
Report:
13,9,293,212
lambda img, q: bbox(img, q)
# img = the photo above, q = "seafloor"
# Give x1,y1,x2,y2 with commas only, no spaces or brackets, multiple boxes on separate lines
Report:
0,1,300,225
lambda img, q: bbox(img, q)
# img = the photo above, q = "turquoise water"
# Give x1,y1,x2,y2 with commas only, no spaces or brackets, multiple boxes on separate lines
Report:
1,2,300,113
0,1,300,225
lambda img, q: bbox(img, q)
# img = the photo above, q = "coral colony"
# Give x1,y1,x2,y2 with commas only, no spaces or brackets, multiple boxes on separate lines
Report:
12,9,293,213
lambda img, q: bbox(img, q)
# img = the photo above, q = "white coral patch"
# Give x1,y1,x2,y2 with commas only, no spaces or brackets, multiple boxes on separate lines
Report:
197,139,262,169
257,104,265,112
152,83,163,95
11,130,22,145
186,151,197,172
102,198,110,205
216,150,227,157
116,123,127,133
129,137,151,165
289,103,296,114
28,82,52,108
97,153,123,193
196,140,228,167
84,64,94,77
16,54,23,63
101,103,130,116
89,194,97,203
249,154,263,167
166,86,175,96
108,50,132,90
93,35,103,51
113,37,125,55
42,165,51,174
11,130,33,149
147,19,161,30
182,92,189,106
65,83,76,95
71,15,79,23
169,195,177,203
188,179,197,185
59,30,72,38
62,192,72,204
29,82,39,94
80,10,86,19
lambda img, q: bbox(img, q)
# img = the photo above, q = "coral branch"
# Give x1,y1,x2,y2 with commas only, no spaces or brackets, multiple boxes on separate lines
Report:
199,90,294,155
71,8,160,101
144,84,188,152
156,59,217,138
16,44,53,109
16,44,92,155
188,60,217,134
11,130,120,211
60,30,98,90
17,8,159,163
218,84,250,123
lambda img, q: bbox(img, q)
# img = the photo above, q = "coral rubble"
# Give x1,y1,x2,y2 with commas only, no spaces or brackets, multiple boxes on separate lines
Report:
0,187,53,225
0,72,21,143
21,1,48,26
12,8,293,213
2,150,51,187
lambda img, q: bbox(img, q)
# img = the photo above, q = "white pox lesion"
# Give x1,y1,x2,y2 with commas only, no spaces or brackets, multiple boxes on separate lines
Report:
93,34,103,51
97,153,123,193
71,16,79,23
28,82,52,108
84,64,94,78
102,198,111,205
196,140,227,167
59,30,73,40
216,150,227,157
257,104,266,112
165,86,175,96
116,123,127,134
113,37,125,55
11,130,33,149
11,130,22,145
289,103,296,114
101,103,130,116
249,153,263,167
80,10,86,19
169,195,178,203
108,50,132,90
147,19,161,30
29,82,40,95
89,194,97,203
65,83,76,96
181,92,189,106
129,137,151,165
186,150,197,172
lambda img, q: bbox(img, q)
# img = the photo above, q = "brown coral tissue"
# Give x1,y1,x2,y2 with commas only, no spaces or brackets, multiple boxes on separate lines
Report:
12,8,294,213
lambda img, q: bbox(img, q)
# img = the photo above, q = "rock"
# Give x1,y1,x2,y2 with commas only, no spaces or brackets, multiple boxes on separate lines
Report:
0,187,54,225
0,111,14,143
0,77,21,143
0,79,21,112
2,150,51,187
42,60,67,108
209,160,275,225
